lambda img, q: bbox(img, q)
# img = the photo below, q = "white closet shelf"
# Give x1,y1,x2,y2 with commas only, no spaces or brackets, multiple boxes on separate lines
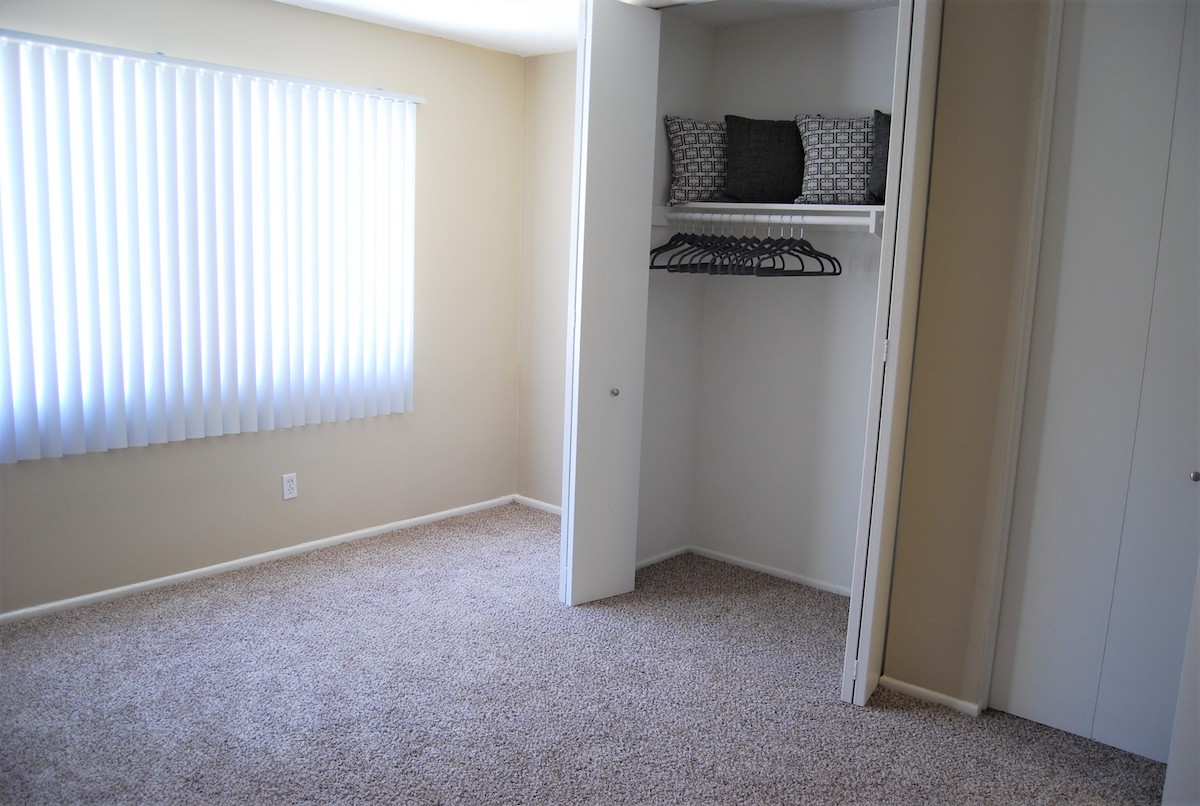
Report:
654,203,885,235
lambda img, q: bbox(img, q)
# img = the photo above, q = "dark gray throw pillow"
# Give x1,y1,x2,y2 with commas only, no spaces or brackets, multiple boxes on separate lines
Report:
722,115,804,203
865,110,891,204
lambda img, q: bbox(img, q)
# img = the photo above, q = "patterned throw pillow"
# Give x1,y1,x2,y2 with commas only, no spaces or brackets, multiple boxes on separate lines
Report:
665,115,726,205
794,115,874,204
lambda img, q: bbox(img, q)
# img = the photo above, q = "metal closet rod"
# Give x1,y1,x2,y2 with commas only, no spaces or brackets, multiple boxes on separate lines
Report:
663,208,882,234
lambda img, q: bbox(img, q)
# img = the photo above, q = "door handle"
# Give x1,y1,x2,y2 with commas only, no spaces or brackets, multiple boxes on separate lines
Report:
1191,471,1200,482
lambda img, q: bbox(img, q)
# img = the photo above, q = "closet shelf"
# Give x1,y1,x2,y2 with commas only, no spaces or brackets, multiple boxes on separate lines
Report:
653,203,885,235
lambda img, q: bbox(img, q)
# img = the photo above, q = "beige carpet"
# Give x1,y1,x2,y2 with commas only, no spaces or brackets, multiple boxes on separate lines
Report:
0,503,1165,804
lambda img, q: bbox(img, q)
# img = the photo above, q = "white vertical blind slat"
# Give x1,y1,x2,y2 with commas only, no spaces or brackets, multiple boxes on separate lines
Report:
171,67,203,442
249,77,273,434
265,80,285,431
114,56,148,448
213,70,241,434
22,46,64,459
300,87,320,426
141,59,170,443
1,47,21,459
67,51,106,453
361,95,379,419
332,91,349,422
400,102,416,412
284,83,304,426
0,42,32,462
46,48,86,455
91,55,128,450
231,72,258,431
347,92,364,421
316,88,334,423
184,70,217,438
0,33,416,463
376,102,395,415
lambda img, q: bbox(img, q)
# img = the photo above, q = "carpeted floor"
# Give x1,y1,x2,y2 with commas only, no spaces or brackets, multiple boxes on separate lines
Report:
0,503,1166,804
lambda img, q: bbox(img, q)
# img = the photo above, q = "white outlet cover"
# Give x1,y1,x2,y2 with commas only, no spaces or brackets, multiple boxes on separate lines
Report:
282,473,298,500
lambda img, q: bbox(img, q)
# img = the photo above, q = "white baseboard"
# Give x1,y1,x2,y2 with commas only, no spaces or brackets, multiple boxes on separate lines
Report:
689,546,852,597
636,546,692,569
636,545,851,598
879,675,984,716
0,494,554,626
512,495,561,516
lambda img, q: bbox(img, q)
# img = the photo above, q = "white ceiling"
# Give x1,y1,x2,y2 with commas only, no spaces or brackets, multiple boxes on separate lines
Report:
274,0,580,56
273,0,897,58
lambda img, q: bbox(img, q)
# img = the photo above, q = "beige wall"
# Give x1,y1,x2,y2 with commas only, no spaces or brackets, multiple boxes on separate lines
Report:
0,0,525,612
882,0,1055,705
518,51,575,508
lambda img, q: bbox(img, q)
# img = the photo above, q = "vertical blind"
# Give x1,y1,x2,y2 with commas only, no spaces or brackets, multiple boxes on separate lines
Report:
0,32,418,463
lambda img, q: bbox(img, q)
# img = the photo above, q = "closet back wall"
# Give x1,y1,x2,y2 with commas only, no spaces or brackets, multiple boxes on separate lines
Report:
638,13,714,564
0,0,525,613
637,7,899,593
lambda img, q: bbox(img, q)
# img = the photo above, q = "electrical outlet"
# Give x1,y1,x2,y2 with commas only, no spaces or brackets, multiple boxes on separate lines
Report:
282,473,298,500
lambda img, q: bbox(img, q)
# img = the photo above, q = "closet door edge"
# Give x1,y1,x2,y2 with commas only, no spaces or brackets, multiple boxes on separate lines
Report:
842,0,944,706
560,0,661,606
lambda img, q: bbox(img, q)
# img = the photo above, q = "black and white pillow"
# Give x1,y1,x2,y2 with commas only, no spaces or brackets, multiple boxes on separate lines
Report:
665,115,726,205
794,115,874,205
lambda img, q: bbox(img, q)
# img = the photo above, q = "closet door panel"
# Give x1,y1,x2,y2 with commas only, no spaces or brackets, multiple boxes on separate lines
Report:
560,0,660,605
991,0,1183,738
842,0,942,706
1091,0,1198,762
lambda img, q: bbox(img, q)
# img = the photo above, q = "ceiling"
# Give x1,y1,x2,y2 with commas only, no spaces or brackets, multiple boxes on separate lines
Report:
274,0,579,57
273,0,897,58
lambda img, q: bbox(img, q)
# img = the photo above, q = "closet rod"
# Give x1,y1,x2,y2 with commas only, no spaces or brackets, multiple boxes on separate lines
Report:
660,205,884,235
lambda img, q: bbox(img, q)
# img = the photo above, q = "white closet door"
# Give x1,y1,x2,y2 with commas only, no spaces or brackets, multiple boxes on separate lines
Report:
1090,0,1199,762
560,0,660,605
992,0,1195,761
842,0,943,706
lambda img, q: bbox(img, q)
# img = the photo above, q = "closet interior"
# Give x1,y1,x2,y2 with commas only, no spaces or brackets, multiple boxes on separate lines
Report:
636,3,901,616
562,0,937,706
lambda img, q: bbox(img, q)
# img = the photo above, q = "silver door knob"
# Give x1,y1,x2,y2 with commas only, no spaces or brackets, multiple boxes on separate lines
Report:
610,388,620,397
1191,471,1200,482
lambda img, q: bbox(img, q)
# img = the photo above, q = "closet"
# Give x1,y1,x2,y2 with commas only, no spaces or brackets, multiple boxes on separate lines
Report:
561,0,941,707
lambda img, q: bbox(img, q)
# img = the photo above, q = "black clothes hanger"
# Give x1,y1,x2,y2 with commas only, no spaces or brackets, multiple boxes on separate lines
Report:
649,214,842,277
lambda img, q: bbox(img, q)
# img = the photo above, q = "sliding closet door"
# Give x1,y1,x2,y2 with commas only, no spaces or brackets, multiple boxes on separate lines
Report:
992,0,1197,762
841,0,943,706
1088,0,1198,761
560,0,660,605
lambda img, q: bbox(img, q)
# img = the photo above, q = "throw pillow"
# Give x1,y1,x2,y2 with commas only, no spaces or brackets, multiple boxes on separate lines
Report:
865,110,891,204
664,115,726,205
722,115,804,203
794,114,874,205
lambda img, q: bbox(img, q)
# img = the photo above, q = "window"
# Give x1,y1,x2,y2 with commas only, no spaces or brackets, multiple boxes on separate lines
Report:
0,31,419,463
